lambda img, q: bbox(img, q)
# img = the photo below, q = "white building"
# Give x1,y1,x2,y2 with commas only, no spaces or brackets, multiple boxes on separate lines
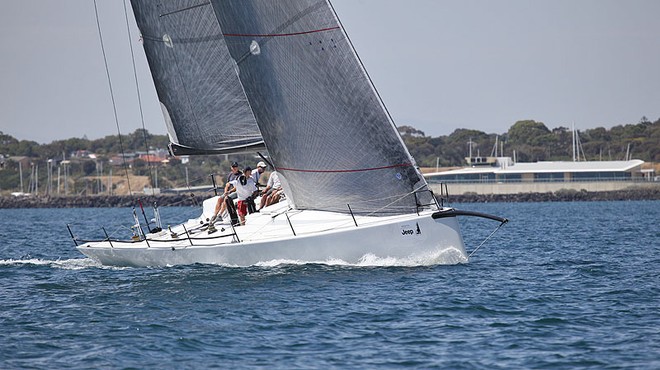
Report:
424,158,655,195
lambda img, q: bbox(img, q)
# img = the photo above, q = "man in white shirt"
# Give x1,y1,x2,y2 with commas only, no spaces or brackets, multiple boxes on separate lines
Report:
223,167,258,225
252,161,267,184
259,170,283,209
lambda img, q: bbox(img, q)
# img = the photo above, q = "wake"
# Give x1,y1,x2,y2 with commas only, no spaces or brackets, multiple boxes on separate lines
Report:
0,257,109,270
253,247,468,268
0,247,467,269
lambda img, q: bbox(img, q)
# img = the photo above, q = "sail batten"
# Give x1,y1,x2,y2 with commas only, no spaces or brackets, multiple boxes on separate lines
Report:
158,2,211,18
222,26,340,38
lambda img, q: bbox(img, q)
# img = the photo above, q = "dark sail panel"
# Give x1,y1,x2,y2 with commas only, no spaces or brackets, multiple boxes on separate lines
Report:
131,0,264,155
211,0,432,215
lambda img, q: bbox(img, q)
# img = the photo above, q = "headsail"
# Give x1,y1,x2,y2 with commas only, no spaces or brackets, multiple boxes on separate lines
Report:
211,0,433,215
131,0,265,155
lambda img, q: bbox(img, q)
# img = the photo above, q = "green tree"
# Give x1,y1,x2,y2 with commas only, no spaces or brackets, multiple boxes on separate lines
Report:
82,160,97,176
508,120,551,146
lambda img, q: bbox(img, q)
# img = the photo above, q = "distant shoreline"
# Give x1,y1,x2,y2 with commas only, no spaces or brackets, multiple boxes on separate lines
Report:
443,187,660,203
1,188,658,209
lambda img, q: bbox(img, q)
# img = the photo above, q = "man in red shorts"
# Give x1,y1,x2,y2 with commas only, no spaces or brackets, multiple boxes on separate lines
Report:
222,166,258,226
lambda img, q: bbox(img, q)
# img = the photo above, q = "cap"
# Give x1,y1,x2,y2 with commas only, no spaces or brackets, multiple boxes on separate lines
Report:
257,161,267,168
231,162,239,167
244,166,252,172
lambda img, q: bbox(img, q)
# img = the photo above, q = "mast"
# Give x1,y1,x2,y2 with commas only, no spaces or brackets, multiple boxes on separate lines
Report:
108,167,113,195
468,138,474,160
572,122,576,162
47,159,53,196
491,135,499,157
19,161,23,193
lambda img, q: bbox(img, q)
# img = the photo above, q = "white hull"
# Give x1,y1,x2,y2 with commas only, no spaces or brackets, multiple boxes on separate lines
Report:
77,198,468,267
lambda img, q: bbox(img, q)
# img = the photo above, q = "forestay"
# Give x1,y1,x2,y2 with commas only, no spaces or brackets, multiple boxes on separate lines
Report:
131,0,265,155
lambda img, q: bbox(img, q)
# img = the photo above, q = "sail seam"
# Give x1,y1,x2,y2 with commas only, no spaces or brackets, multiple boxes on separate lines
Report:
277,163,412,173
223,26,339,38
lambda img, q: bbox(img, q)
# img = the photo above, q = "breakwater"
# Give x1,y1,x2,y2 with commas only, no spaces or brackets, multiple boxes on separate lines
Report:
442,187,660,203
1,188,659,209
0,194,201,209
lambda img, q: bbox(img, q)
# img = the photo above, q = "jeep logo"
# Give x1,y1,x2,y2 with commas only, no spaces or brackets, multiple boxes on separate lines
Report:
401,222,422,236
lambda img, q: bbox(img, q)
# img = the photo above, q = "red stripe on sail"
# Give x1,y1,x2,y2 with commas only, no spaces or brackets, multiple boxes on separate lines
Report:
277,163,412,174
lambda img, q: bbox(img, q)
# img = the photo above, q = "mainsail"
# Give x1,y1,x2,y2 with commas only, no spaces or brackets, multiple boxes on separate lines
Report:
211,0,433,215
131,0,264,155
131,0,433,215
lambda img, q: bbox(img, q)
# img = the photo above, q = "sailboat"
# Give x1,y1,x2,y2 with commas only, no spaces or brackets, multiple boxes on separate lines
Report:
75,0,507,267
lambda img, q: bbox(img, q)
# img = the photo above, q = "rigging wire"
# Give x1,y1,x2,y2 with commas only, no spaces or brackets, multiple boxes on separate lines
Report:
121,0,156,192
93,0,132,196
327,1,429,187
328,2,396,128
184,171,200,207
467,221,507,258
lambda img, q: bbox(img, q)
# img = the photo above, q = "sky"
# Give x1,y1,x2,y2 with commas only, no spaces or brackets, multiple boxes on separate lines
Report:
1,0,659,144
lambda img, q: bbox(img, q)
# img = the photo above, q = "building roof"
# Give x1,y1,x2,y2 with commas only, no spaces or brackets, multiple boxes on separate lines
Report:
139,155,166,163
426,159,645,177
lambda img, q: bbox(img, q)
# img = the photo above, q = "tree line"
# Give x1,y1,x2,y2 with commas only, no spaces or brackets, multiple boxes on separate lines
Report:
1,117,658,194
399,117,660,167
0,129,170,160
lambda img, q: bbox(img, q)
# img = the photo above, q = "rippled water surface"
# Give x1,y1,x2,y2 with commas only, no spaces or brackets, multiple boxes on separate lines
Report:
1,201,658,368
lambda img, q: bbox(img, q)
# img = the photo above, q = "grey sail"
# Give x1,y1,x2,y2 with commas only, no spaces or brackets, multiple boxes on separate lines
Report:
130,0,265,155
210,0,433,215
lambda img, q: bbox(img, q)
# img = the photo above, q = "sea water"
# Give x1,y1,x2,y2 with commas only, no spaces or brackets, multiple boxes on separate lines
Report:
0,201,658,368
